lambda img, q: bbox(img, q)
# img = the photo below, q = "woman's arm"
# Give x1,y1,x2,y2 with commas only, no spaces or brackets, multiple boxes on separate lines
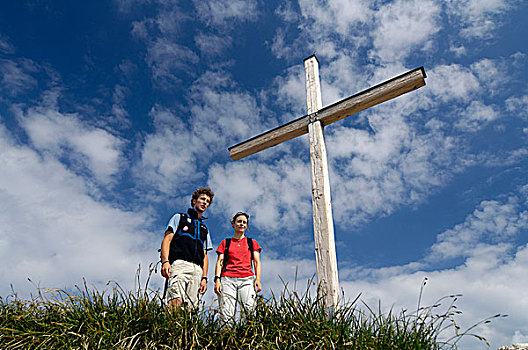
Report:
214,253,224,295
253,251,262,293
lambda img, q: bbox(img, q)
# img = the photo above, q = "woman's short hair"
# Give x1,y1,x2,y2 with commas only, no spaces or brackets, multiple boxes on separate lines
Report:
231,211,250,223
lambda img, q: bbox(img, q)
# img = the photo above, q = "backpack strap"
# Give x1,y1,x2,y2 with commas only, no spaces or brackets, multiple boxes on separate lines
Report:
158,213,187,256
174,212,188,234
247,238,254,261
222,238,255,273
222,238,232,273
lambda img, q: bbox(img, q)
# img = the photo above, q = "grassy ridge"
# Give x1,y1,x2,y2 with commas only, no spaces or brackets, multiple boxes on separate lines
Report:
0,274,502,349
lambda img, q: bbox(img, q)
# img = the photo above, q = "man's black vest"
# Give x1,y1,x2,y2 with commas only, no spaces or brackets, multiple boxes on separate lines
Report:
168,208,209,267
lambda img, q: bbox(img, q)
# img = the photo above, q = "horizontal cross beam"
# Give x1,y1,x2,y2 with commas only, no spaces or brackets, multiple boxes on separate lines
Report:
229,66,426,161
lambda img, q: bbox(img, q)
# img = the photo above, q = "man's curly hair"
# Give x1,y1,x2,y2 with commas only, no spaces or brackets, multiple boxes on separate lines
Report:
191,187,215,207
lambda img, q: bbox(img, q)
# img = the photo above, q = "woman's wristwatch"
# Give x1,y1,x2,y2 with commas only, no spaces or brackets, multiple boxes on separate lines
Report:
214,276,221,282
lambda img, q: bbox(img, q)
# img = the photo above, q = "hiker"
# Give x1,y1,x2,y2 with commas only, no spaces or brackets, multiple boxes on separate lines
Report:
160,187,215,310
214,211,262,324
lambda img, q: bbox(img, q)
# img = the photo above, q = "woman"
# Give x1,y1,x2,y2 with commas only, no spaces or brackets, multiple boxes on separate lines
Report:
214,211,262,324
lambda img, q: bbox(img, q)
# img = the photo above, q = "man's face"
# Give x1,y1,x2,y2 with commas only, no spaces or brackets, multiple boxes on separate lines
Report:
193,194,211,213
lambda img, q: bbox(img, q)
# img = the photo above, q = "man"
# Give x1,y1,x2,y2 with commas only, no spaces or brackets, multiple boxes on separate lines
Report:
160,187,214,310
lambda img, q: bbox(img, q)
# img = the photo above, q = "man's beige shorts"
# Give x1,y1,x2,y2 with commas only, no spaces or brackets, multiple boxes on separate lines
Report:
167,260,203,309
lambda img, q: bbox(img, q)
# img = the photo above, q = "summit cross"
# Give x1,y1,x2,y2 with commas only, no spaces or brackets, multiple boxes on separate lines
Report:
228,55,427,308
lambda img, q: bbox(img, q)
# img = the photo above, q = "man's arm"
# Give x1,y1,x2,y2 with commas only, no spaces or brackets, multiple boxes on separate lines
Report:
160,228,174,279
253,251,262,293
199,251,209,294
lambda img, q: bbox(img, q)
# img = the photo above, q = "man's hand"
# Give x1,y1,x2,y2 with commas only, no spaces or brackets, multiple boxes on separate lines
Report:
199,278,207,294
161,262,171,279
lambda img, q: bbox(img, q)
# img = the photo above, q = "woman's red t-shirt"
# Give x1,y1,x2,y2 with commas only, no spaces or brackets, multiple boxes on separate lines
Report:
216,237,262,278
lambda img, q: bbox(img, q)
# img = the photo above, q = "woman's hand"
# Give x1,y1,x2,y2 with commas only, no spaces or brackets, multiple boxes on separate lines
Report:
254,279,262,293
214,280,222,295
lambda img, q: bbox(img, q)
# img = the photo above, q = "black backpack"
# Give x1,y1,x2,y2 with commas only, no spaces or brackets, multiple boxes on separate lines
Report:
222,237,255,272
158,213,187,261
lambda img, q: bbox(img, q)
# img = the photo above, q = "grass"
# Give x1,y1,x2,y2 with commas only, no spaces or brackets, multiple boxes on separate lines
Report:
0,268,505,349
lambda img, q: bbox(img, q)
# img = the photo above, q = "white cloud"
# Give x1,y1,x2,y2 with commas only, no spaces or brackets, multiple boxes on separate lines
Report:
146,38,200,88
470,58,507,94
511,51,527,67
271,0,372,61
446,0,514,39
326,105,460,226
425,64,480,103
456,100,499,131
423,58,515,132
0,124,154,298
428,195,528,262
271,65,307,120
506,94,528,120
512,330,528,343
208,158,312,231
16,100,124,184
188,70,264,145
133,69,269,195
131,19,150,40
128,4,196,88
319,54,521,227
275,1,300,24
129,2,188,37
270,28,293,60
111,84,130,122
370,0,441,63
115,0,151,14
194,32,233,56
259,256,317,297
0,58,38,96
319,54,370,105
134,107,201,194
450,44,468,57
193,0,259,27
0,33,15,54
298,0,373,36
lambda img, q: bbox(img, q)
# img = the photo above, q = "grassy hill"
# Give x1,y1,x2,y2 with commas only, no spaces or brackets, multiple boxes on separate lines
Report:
0,273,502,349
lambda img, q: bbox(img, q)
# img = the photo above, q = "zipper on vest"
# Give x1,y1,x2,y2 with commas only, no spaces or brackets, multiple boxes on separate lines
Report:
194,218,199,258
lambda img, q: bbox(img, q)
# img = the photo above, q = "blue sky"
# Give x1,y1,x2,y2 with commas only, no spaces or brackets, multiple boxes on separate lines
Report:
1,0,527,348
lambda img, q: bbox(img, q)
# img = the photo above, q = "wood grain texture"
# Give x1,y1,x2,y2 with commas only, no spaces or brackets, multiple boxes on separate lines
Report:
309,120,340,308
228,67,426,161
305,56,340,308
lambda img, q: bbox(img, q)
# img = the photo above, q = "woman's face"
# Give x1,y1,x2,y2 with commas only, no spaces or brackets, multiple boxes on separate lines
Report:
232,214,248,234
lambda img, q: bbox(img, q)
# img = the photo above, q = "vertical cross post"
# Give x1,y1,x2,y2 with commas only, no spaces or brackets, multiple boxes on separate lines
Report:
228,56,427,309
304,55,340,308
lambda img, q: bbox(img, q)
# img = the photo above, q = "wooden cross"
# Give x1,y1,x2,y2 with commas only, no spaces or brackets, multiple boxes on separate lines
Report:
229,55,426,308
